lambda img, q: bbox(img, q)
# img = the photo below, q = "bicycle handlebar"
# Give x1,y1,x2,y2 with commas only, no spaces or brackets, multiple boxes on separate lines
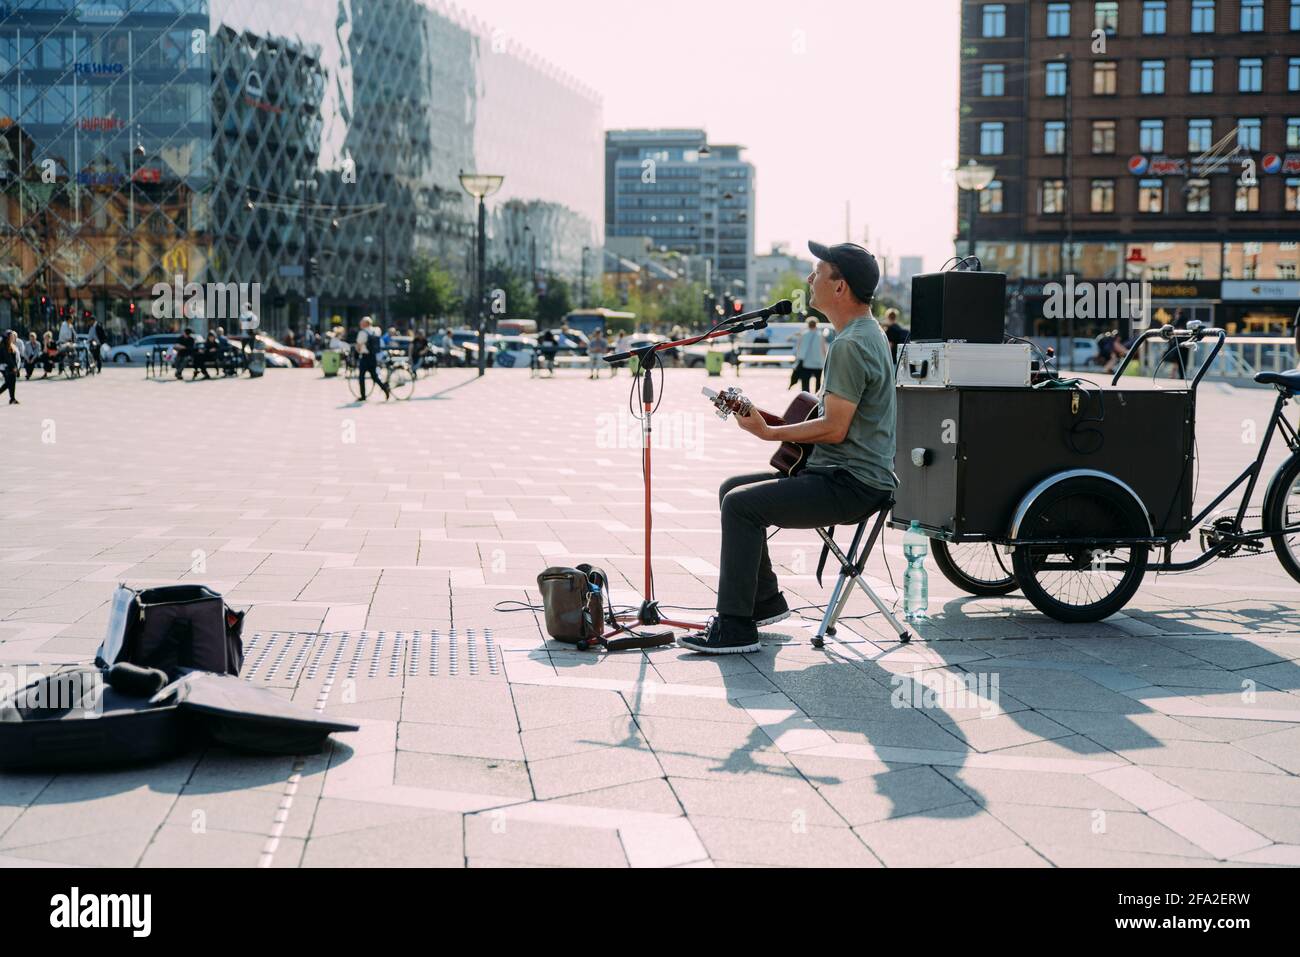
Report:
1110,324,1226,388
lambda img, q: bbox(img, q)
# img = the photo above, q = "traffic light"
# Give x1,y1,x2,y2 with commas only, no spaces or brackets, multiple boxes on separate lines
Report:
128,301,136,318
732,299,744,314
306,257,319,281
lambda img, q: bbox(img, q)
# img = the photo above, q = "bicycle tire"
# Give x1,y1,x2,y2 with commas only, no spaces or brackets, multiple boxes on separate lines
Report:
1265,452,1300,585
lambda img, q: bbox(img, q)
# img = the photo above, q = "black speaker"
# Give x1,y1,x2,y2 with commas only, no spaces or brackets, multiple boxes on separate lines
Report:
910,270,1007,342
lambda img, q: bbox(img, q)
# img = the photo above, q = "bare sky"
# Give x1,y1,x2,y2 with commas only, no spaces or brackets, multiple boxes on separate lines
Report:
461,0,962,275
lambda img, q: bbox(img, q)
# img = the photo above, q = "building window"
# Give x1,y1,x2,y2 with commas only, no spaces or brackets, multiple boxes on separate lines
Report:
1290,58,1300,92
1238,118,1261,152
1090,179,1116,212
1190,59,1214,94
1047,2,1071,35
1041,179,1067,214
1186,260,1204,279
1140,119,1165,153
1093,61,1118,95
1139,179,1164,213
1192,0,1216,32
1292,0,1300,30
980,180,1004,213
982,64,1006,96
1150,265,1172,280
1046,61,1068,96
1186,179,1211,212
1045,120,1066,154
1091,120,1116,154
1287,179,1300,211
1189,118,1214,152
1236,183,1260,211
1141,60,1166,94
1288,118,1300,150
1143,1,1166,34
1094,1,1119,34
1239,58,1263,93
1282,264,1298,279
1240,0,1263,32
980,121,1005,155
983,4,1007,36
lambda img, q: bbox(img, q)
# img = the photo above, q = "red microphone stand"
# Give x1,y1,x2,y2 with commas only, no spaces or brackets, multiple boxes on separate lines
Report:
602,312,777,640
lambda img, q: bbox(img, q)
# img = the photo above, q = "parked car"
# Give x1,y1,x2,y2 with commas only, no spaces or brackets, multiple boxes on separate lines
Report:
106,333,185,364
493,335,538,368
254,334,315,368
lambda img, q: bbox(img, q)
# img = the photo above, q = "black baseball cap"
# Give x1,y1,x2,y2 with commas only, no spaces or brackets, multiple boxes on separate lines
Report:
807,241,880,305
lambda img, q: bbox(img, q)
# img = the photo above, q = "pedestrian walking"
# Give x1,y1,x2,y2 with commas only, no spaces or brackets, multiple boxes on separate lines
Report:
612,331,630,376
1,330,21,404
882,308,908,364
587,328,608,379
354,316,389,400
87,316,107,373
791,317,828,393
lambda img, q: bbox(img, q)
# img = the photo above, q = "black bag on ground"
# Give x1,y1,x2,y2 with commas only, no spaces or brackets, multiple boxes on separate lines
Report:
537,564,607,643
96,584,244,679
0,663,358,771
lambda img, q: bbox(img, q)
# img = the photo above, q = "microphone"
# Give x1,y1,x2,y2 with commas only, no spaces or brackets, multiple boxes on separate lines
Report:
720,299,793,327
604,300,794,364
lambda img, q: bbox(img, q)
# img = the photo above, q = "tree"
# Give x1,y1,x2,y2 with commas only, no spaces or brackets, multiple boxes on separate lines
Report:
485,262,536,322
536,276,573,326
769,270,822,320
393,255,462,325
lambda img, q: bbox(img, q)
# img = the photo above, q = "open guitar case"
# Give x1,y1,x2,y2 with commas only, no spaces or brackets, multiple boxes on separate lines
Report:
0,585,357,771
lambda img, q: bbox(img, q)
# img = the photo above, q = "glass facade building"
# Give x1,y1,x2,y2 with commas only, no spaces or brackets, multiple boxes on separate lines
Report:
0,0,602,339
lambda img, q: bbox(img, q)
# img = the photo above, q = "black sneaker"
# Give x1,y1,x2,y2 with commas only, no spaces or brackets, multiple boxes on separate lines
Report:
677,615,760,655
752,592,791,627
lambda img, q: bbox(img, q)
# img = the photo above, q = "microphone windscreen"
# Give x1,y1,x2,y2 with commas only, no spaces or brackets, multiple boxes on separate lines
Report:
772,299,793,315
106,662,170,698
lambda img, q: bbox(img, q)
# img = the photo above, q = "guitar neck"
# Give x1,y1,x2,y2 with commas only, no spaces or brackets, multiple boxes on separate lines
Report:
754,407,785,427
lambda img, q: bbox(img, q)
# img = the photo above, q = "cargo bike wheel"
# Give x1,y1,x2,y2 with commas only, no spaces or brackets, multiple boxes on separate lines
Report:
931,541,1018,597
1010,475,1149,623
1265,452,1300,585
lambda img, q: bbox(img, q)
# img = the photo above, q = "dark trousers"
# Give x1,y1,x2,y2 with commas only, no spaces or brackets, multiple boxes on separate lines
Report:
717,469,892,617
790,363,823,393
2,366,15,401
358,354,384,398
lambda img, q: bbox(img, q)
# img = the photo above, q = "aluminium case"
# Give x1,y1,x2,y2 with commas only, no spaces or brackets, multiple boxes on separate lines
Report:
898,342,1032,388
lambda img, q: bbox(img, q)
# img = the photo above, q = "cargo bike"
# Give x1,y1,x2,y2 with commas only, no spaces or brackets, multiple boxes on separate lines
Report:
892,323,1300,622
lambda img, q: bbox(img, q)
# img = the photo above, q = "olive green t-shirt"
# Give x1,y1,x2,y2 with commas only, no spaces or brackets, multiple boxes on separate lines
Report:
804,316,898,491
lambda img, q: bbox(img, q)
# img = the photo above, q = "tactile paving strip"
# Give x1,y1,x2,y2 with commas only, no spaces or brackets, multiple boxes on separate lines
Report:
241,629,500,682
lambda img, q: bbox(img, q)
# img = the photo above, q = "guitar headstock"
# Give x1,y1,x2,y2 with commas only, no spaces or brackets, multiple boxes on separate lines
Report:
700,386,752,420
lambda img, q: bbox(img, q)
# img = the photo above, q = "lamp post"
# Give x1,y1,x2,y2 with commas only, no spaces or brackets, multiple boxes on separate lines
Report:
581,245,590,308
954,159,996,260
364,232,389,329
458,171,504,376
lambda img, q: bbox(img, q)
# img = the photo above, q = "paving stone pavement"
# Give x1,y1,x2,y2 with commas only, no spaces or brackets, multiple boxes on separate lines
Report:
0,365,1298,867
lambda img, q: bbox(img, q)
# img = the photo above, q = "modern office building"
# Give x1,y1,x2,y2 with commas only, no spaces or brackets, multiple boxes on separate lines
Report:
959,0,1300,335
605,128,755,300
898,255,925,285
0,0,603,338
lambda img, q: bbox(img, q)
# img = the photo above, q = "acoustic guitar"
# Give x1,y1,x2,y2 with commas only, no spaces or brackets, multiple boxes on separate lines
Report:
702,387,820,476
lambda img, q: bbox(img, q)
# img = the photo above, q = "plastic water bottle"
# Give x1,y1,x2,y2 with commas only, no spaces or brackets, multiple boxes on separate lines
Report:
902,521,930,622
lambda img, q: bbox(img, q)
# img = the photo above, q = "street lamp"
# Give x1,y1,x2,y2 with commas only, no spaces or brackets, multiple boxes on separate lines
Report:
459,171,504,376
364,233,388,330
581,245,590,308
954,159,996,260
